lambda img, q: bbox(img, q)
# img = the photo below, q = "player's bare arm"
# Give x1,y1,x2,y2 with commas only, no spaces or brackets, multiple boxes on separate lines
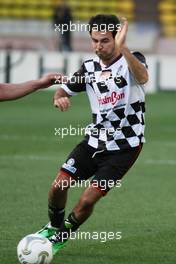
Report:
116,17,148,84
0,72,63,101
53,88,71,112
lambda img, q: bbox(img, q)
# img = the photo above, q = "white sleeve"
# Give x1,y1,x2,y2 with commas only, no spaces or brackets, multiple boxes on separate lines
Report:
60,84,78,96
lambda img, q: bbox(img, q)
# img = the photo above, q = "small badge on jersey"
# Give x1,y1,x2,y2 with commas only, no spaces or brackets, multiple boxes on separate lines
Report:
62,158,77,174
116,65,123,75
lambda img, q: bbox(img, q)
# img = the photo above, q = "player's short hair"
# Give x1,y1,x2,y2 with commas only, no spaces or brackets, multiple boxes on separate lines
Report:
88,14,121,38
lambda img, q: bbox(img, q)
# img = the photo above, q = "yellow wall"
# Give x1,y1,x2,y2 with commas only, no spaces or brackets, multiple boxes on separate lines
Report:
0,0,134,21
159,0,176,37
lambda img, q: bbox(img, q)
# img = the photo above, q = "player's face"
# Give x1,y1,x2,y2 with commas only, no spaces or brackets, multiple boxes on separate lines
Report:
91,30,116,61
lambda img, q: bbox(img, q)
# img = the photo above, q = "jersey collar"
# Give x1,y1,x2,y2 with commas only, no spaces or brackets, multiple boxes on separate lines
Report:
100,54,122,69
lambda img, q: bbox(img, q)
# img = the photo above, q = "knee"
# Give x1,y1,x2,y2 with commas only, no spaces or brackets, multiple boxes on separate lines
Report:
51,171,72,192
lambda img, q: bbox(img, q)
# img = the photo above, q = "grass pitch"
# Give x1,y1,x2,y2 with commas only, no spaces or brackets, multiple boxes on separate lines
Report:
0,91,176,264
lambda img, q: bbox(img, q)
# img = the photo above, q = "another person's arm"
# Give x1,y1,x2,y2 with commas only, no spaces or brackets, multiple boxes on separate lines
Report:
0,73,62,101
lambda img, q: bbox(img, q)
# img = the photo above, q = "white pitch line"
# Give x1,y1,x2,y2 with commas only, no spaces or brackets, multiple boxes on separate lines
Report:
145,159,176,165
0,135,56,141
0,155,58,161
148,141,176,147
0,155,175,166
1,135,176,147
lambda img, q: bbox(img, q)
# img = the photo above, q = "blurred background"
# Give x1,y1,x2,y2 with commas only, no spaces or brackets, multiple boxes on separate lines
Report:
0,0,176,92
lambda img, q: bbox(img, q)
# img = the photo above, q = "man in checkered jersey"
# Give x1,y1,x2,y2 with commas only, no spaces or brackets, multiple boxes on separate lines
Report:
38,14,148,254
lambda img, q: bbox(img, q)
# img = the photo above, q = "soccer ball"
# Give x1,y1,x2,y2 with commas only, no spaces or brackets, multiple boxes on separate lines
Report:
17,233,53,264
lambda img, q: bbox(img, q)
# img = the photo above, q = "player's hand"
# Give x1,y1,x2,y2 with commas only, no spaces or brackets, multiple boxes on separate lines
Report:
53,97,71,111
115,17,128,51
39,72,63,89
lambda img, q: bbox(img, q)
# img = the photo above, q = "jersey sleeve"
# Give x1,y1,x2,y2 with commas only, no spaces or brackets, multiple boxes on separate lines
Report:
132,51,148,69
61,64,87,96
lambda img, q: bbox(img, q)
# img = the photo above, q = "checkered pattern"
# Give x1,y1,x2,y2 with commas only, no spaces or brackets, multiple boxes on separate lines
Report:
61,52,147,151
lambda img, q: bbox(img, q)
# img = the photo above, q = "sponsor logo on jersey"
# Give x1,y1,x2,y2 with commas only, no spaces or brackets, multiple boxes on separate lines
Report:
98,91,125,106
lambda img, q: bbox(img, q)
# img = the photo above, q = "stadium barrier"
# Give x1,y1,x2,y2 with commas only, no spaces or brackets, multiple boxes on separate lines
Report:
0,50,176,93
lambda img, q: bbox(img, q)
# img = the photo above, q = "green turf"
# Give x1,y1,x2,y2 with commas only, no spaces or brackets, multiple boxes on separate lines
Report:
0,91,175,264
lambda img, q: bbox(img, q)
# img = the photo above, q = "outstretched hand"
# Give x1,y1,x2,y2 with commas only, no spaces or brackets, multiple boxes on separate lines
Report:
39,72,64,89
115,17,128,51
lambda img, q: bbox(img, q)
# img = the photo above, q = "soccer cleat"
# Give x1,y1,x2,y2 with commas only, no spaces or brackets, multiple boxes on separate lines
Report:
50,233,67,255
37,222,59,239
52,240,67,255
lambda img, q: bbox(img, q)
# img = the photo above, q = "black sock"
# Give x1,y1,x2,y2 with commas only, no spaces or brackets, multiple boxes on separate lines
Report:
57,212,80,242
48,204,65,228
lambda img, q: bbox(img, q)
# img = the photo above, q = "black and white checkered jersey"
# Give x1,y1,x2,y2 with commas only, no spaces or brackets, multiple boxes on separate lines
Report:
61,52,147,151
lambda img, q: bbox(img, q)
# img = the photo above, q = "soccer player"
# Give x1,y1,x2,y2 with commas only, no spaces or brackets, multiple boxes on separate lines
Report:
0,73,62,101
37,14,148,254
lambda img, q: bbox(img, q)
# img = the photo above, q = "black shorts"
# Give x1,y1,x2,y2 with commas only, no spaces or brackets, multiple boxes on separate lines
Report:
60,140,142,195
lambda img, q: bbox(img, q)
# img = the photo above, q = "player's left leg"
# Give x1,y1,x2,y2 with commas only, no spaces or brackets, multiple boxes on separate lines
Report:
72,184,103,222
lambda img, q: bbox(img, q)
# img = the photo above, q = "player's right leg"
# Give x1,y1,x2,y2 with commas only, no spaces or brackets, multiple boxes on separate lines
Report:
37,170,73,239
37,140,96,244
